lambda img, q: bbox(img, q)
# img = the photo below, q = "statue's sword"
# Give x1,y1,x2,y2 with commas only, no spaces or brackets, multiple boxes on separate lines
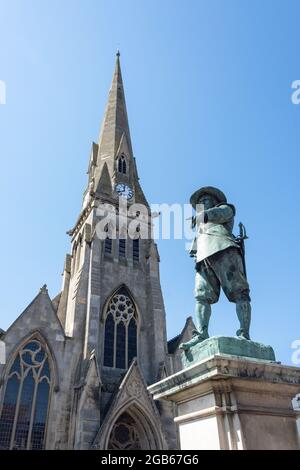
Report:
237,222,248,278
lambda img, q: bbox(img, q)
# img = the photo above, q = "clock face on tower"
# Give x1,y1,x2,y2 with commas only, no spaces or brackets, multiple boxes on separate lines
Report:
115,183,134,200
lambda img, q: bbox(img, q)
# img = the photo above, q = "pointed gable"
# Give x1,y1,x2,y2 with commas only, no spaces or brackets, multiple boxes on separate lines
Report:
51,292,61,313
92,359,167,449
73,351,102,449
115,132,131,160
87,142,98,177
133,175,149,206
3,285,65,344
103,359,159,418
95,162,113,197
167,316,195,354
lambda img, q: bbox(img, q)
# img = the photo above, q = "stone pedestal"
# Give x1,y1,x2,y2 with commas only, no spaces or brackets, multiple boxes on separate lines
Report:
148,354,300,450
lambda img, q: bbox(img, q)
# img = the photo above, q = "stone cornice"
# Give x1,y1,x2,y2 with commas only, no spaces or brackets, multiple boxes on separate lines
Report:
148,354,300,402
67,194,152,241
67,200,95,239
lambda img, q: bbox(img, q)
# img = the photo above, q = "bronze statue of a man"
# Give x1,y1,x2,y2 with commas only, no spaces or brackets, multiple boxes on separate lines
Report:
182,186,251,350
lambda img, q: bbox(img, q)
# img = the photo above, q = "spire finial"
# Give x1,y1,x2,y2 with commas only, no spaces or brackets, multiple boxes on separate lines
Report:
116,49,120,57
40,284,48,294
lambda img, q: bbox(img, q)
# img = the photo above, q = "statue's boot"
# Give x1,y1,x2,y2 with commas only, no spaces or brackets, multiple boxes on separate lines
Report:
236,301,251,340
179,302,211,351
194,301,211,341
179,333,203,351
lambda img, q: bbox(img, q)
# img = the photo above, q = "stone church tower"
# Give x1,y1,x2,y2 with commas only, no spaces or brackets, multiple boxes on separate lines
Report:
0,53,194,450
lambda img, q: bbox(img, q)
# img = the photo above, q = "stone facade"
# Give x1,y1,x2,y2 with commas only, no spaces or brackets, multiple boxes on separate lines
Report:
0,54,194,450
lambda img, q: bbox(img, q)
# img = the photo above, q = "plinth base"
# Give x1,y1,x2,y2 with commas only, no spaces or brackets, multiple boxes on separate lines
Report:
149,355,300,450
181,336,276,368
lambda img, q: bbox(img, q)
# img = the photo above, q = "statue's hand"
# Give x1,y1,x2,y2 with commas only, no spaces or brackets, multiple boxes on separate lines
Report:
193,211,209,226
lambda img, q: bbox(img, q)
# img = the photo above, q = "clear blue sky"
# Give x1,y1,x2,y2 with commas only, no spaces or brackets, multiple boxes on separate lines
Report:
0,0,299,365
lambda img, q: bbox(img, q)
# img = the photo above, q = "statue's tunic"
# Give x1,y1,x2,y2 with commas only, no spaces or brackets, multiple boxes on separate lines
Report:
190,203,250,304
190,204,239,263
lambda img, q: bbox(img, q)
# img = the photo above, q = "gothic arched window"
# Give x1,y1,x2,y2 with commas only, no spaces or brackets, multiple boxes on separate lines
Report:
103,287,137,369
118,155,127,174
0,339,52,450
108,412,141,450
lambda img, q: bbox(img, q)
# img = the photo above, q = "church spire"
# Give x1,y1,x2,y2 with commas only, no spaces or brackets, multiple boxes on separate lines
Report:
94,52,133,184
80,53,148,209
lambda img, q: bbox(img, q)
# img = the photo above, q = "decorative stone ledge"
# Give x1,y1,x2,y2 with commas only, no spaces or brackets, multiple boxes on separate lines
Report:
148,354,300,402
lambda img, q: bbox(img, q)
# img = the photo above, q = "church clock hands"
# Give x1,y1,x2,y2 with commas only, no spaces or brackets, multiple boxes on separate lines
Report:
115,183,134,200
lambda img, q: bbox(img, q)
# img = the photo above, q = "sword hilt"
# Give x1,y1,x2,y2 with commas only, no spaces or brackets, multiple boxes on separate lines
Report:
238,222,248,240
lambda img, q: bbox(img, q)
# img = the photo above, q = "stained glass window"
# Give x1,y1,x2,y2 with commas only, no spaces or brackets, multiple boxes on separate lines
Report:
103,288,137,369
108,412,141,450
103,314,114,367
0,339,52,450
127,318,137,367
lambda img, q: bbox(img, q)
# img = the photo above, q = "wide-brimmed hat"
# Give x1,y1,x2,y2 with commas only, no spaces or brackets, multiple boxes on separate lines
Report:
190,186,227,209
